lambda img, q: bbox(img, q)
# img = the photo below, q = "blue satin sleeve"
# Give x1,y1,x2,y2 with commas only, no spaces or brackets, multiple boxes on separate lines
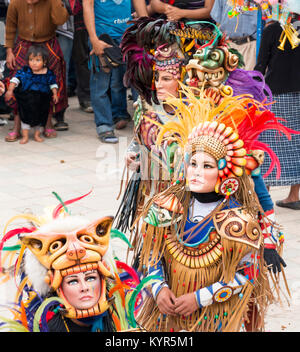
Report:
252,174,274,212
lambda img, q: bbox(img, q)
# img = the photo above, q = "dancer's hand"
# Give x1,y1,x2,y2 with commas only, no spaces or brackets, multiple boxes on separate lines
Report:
4,90,13,102
125,152,140,171
174,293,198,316
165,5,184,21
264,248,287,274
52,93,59,104
156,287,177,316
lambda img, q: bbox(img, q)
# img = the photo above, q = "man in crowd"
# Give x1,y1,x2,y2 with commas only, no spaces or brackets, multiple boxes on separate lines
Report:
82,0,148,144
83,0,147,143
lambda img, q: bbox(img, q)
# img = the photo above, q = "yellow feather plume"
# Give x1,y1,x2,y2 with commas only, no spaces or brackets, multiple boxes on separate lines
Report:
153,82,263,150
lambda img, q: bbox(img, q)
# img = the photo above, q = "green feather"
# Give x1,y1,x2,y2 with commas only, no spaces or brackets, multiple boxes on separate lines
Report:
52,191,70,214
126,275,164,328
110,228,133,248
33,297,65,332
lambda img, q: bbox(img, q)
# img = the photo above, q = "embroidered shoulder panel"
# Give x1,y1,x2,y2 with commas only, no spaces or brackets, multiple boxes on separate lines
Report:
213,207,262,249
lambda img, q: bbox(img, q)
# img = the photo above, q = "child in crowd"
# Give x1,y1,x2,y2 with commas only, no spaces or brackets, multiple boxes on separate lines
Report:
5,45,58,144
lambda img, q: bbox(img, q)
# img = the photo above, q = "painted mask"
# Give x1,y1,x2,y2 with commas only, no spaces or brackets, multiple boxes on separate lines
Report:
186,45,239,104
21,216,114,319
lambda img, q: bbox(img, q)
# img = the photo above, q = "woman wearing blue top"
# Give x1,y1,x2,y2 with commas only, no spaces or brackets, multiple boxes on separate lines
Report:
5,45,58,144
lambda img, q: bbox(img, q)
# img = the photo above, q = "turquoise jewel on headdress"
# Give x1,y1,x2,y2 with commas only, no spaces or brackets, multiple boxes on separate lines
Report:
218,158,227,170
251,167,261,177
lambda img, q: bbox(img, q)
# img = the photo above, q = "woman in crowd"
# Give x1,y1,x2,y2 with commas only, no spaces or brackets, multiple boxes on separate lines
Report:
4,0,70,142
255,14,300,210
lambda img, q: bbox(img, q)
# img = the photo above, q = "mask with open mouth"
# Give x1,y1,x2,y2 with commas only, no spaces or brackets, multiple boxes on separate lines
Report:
186,45,239,104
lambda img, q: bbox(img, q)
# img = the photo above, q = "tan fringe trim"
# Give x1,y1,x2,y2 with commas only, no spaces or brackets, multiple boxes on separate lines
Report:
139,223,169,270
137,282,255,332
220,238,254,283
164,250,222,296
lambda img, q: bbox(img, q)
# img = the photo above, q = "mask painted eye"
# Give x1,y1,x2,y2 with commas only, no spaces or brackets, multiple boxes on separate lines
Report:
79,234,94,244
210,51,220,61
49,240,65,253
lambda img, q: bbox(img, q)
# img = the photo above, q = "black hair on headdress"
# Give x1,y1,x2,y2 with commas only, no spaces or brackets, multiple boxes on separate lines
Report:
121,17,184,104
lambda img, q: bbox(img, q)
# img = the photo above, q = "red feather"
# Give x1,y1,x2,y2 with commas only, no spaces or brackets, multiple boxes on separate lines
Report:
236,106,300,179
0,227,35,272
116,260,140,284
52,190,93,218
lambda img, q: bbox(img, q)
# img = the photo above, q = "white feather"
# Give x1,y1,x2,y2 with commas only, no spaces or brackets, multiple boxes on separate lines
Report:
24,249,50,296
37,215,91,234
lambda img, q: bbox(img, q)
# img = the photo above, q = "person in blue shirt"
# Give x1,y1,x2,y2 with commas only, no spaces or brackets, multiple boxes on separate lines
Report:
82,0,148,143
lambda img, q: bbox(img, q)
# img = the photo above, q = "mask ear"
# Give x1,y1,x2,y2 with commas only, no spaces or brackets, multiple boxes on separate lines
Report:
94,216,114,238
20,235,43,255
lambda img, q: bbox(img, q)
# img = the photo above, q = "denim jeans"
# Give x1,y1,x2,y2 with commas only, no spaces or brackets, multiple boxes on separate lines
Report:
57,34,73,87
89,37,128,135
72,29,90,105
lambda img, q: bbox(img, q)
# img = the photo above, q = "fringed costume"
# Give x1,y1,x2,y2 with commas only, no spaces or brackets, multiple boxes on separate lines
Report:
116,19,273,251
133,89,291,332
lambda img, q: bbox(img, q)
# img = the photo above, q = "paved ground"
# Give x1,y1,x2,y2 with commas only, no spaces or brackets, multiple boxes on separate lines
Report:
0,96,299,332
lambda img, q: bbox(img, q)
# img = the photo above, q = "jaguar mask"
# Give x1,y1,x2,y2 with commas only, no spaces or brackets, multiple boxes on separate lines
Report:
21,215,114,319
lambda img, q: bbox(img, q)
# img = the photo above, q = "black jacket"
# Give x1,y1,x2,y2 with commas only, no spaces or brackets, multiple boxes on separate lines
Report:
254,21,300,95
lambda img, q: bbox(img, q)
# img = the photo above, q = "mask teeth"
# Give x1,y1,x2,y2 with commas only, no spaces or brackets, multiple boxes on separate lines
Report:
60,263,99,277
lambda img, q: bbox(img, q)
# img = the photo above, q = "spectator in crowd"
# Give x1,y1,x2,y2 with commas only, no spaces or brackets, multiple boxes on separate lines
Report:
255,17,300,210
5,45,59,144
4,0,69,142
54,14,75,131
72,0,93,114
148,0,215,21
210,0,257,70
82,0,148,144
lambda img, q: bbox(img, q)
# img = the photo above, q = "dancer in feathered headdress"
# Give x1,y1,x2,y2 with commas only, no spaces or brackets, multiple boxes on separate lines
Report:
117,19,273,237
131,87,292,332
0,192,154,332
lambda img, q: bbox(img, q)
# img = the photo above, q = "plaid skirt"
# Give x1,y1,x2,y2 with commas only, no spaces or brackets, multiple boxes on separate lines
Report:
260,91,300,186
5,36,68,114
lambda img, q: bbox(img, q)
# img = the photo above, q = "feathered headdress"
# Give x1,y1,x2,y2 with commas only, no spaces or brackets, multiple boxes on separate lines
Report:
121,17,183,104
152,83,298,192
120,18,219,105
